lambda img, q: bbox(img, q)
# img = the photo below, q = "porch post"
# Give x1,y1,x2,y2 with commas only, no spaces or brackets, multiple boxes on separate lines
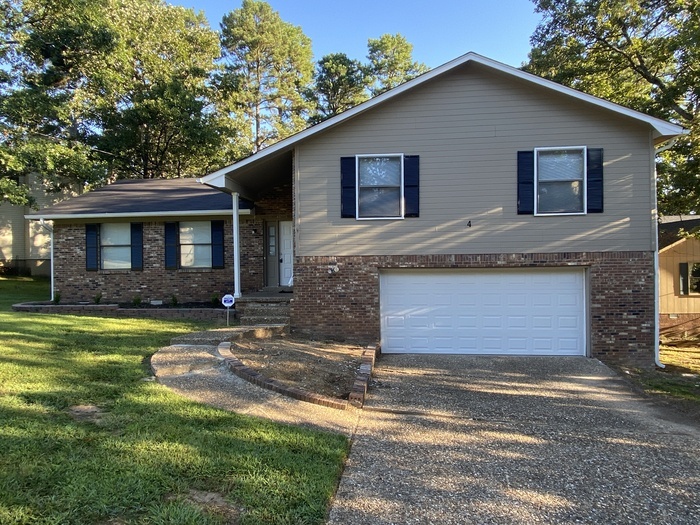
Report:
232,192,241,298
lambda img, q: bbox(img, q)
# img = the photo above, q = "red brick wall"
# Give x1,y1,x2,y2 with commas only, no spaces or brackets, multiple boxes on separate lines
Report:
659,314,700,336
54,221,236,304
52,184,294,304
239,183,293,291
291,252,656,367
239,218,264,293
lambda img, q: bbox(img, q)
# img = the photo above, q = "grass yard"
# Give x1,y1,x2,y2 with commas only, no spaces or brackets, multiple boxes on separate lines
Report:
0,277,349,525
616,340,700,416
644,344,700,404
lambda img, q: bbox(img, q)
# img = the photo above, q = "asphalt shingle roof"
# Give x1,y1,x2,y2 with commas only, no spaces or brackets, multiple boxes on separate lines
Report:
28,178,248,219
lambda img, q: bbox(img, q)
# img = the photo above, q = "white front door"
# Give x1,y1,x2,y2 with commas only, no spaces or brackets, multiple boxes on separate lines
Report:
279,221,294,286
380,268,586,355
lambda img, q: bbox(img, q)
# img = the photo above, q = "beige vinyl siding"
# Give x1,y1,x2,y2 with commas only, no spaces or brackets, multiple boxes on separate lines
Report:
295,63,655,256
659,238,700,314
1,173,71,273
0,201,27,263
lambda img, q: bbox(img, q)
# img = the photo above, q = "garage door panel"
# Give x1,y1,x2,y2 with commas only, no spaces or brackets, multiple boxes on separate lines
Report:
380,269,585,356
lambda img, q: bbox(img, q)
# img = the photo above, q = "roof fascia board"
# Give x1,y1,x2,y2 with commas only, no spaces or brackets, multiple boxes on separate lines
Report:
25,209,251,221
199,52,685,187
658,237,687,253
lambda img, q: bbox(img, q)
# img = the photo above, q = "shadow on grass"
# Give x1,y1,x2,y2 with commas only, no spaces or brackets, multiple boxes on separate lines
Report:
1,296,349,524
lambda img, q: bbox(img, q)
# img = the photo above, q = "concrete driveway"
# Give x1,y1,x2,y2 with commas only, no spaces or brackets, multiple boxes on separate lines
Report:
328,356,700,524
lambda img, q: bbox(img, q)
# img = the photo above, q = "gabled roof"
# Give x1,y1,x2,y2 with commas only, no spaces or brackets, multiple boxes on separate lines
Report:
26,178,251,220
659,215,700,251
200,51,687,193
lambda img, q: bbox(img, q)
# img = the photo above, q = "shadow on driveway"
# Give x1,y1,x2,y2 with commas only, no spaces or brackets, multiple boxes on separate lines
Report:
328,356,700,524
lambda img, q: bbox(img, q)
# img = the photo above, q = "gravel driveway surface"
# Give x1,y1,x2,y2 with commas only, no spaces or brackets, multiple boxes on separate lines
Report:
328,355,700,525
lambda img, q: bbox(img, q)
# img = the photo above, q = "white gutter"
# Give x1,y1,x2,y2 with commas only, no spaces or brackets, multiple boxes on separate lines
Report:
38,219,54,302
652,139,678,368
25,209,251,220
232,193,241,299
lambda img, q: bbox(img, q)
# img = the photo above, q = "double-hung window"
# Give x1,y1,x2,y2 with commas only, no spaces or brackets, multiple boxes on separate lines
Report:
179,221,213,268
85,223,143,271
517,147,603,215
535,147,586,215
679,262,700,295
357,155,403,219
341,154,420,219
165,220,225,270
101,223,132,269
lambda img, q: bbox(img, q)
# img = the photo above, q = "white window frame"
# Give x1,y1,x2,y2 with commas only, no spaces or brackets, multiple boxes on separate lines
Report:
534,146,587,216
179,221,212,269
689,262,700,295
100,223,131,270
355,154,405,220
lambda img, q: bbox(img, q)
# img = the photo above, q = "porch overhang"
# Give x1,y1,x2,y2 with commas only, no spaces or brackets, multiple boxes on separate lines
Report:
198,150,293,200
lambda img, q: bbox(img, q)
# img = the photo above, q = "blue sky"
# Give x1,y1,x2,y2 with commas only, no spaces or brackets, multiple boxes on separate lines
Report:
170,0,543,68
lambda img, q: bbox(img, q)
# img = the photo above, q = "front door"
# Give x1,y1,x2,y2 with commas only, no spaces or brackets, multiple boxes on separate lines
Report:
265,221,293,287
279,221,293,286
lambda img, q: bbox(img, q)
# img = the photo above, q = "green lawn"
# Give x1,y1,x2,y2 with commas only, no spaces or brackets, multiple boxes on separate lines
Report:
0,277,349,524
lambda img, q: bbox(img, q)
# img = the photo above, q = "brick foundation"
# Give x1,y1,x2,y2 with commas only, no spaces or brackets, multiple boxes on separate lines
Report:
291,252,656,367
659,314,700,336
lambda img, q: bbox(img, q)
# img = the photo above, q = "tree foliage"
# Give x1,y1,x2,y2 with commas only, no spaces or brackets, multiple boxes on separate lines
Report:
1,0,430,206
220,0,314,153
92,0,226,179
525,0,698,214
310,52,370,122
367,33,429,96
0,0,228,206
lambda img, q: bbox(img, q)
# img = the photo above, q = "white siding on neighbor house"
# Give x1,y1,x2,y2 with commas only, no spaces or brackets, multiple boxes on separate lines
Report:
294,63,655,256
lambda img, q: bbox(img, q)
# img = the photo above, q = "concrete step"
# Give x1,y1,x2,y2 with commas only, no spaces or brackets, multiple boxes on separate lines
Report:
171,326,288,345
240,304,290,317
241,316,290,326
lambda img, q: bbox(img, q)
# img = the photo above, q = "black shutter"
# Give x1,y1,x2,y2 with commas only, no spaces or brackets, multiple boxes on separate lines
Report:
587,148,604,213
680,262,689,296
86,224,99,271
404,155,420,218
130,223,143,271
164,222,178,270
517,151,535,215
340,156,356,218
211,220,225,269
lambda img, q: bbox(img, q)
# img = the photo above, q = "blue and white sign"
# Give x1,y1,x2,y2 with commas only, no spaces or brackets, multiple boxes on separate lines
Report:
221,294,235,308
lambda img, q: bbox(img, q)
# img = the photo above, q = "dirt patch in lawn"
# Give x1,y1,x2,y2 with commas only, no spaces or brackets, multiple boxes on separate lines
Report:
230,337,365,399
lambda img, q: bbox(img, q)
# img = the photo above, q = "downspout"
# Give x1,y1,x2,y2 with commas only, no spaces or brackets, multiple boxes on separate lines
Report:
38,218,54,302
652,138,677,368
232,193,241,299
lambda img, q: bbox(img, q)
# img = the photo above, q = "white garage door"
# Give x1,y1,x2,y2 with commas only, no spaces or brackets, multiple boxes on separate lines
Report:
380,269,586,355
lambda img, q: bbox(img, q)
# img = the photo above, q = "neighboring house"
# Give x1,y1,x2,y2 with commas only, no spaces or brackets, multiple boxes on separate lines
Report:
25,178,260,304
197,52,684,367
658,215,700,333
0,173,68,276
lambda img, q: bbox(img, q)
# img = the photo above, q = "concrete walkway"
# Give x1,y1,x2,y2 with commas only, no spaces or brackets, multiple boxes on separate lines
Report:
152,339,700,524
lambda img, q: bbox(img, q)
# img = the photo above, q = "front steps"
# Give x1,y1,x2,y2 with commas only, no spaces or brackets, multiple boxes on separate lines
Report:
235,293,291,326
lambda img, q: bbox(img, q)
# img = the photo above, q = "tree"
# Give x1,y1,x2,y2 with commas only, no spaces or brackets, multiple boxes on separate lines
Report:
91,0,227,179
0,0,229,206
0,0,116,204
525,0,698,215
366,33,429,95
220,0,314,153
311,52,371,122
